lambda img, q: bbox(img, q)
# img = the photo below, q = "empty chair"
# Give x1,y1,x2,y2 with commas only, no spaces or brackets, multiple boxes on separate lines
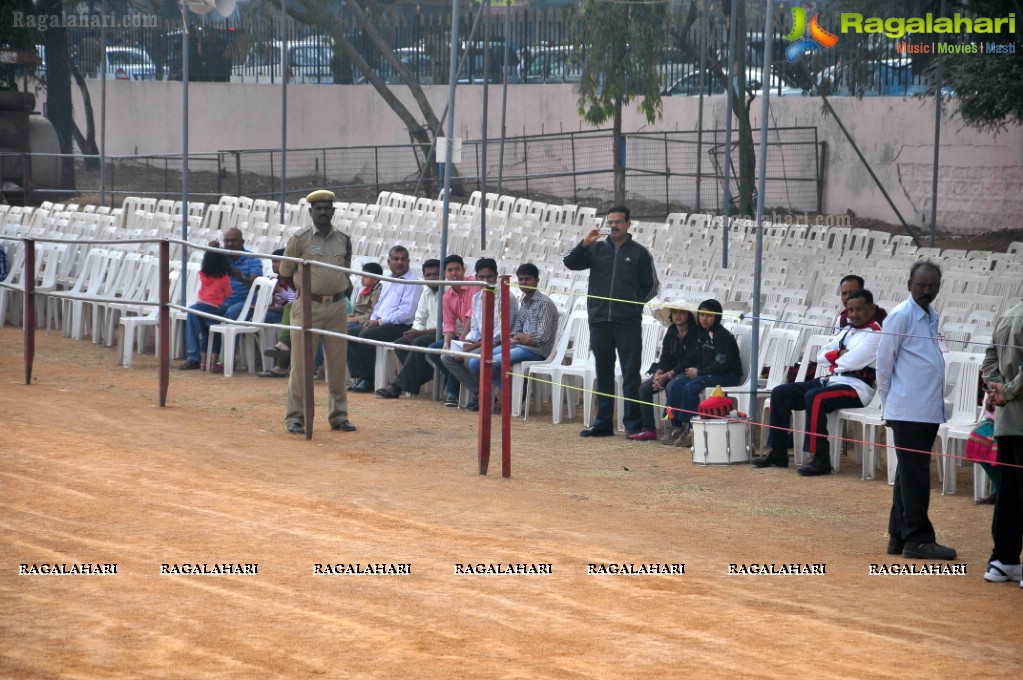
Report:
525,310,591,424
934,352,984,495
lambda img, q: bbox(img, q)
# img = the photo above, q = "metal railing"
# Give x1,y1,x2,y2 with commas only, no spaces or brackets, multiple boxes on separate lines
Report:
2,127,822,216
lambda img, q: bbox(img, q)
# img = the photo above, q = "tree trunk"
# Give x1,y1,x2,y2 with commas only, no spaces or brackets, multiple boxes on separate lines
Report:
40,0,75,191
70,62,100,169
732,1,755,215
613,95,625,204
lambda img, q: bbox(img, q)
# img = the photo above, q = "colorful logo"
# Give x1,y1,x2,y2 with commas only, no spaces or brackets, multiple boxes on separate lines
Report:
784,7,839,62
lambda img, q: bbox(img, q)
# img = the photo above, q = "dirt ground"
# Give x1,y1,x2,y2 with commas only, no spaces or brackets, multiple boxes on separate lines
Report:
1,328,1020,678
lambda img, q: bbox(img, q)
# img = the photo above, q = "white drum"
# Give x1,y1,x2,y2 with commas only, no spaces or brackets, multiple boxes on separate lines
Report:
690,417,750,465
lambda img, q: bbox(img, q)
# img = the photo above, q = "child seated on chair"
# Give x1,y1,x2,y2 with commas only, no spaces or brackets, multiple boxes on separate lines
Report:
179,250,232,371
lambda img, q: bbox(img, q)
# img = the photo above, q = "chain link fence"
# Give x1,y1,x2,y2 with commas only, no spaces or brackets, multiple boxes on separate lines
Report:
4,128,822,217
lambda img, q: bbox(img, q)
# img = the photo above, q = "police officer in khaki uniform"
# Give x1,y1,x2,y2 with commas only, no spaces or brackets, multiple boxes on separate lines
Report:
280,190,357,434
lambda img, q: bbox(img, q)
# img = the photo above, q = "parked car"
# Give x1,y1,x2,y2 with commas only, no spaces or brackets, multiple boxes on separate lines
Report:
99,47,157,81
355,48,433,85
662,67,806,97
230,38,334,84
517,45,584,84
813,59,937,97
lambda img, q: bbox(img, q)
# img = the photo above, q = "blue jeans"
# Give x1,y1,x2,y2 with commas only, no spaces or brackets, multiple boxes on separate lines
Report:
186,302,224,361
468,345,546,387
666,373,741,427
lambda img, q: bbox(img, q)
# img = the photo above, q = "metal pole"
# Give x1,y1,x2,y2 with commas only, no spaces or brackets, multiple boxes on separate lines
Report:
750,0,775,429
435,0,462,400
819,94,920,247
180,3,190,308
497,2,511,193
695,2,706,213
100,0,107,207
481,0,491,251
280,0,288,224
721,0,737,268
929,0,945,247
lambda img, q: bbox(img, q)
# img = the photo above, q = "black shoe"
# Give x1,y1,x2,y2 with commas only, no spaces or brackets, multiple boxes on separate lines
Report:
375,385,401,399
752,453,788,468
797,454,833,476
579,427,614,437
466,397,480,412
178,359,201,370
886,538,905,555
902,541,957,560
286,422,305,435
350,379,374,393
331,420,357,432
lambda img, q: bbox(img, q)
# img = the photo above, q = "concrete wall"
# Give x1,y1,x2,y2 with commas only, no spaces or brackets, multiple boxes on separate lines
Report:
42,80,1023,233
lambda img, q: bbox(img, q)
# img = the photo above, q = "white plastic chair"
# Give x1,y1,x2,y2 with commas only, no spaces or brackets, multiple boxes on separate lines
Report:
207,276,277,376
525,310,591,424
934,352,984,495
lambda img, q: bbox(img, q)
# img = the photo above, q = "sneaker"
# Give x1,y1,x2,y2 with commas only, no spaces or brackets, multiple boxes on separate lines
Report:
444,398,459,408
628,430,658,441
178,360,201,370
984,560,1023,583
466,397,480,412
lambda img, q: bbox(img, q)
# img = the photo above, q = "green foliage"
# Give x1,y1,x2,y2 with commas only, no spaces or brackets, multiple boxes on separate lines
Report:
577,0,669,125
0,0,39,88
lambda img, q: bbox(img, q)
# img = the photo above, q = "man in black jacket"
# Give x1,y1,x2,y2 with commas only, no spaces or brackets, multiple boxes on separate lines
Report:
564,205,659,437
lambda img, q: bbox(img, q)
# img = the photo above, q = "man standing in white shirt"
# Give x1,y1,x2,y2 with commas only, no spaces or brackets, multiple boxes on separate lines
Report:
876,260,955,561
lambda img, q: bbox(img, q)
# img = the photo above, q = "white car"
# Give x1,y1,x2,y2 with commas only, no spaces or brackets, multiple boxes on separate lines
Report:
662,67,806,97
99,47,156,81
230,39,334,84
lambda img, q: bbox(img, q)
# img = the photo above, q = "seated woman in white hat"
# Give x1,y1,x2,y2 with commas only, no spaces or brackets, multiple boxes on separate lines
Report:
629,299,701,441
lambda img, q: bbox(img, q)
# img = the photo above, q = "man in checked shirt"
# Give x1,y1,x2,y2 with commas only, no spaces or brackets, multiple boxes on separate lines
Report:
465,263,559,409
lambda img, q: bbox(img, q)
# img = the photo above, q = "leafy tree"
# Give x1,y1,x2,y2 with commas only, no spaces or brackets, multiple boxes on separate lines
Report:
251,0,450,190
931,0,1022,132
577,0,669,204
669,1,756,215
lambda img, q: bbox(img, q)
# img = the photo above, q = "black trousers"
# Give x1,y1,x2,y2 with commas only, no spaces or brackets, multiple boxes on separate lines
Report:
991,435,1023,565
393,334,441,395
590,321,642,433
347,323,411,382
887,420,940,544
767,379,863,459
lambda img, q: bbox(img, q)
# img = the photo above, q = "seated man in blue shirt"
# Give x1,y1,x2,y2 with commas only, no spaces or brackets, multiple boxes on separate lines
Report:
219,227,264,321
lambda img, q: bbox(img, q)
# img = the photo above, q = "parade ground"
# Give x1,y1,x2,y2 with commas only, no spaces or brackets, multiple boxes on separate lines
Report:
1,329,1019,677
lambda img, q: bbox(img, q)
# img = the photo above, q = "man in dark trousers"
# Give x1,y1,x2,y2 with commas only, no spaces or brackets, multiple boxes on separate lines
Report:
564,205,658,437
981,297,1023,586
876,260,954,560
279,190,356,435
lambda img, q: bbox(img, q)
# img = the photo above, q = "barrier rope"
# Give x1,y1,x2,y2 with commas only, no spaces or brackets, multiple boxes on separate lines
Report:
505,370,1023,472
